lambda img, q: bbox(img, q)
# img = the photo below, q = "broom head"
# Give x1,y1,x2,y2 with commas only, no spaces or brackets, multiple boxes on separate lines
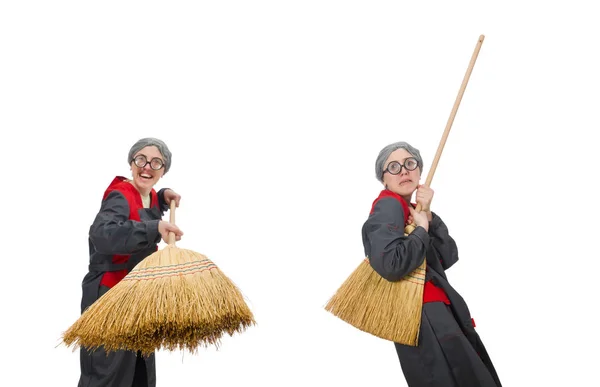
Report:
324,228,425,346
62,245,255,356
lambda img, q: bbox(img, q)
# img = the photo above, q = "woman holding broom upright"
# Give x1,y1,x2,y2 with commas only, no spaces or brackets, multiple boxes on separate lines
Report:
78,137,184,387
364,141,502,387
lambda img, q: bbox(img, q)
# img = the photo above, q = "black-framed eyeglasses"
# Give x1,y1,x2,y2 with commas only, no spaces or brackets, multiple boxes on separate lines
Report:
131,154,164,171
383,157,419,175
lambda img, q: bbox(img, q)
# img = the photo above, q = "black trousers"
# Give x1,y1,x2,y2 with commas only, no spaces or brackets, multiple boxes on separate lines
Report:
131,352,148,387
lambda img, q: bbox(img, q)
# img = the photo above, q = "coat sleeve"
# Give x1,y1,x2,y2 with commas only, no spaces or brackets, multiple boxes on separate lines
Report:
428,211,459,270
89,191,162,255
362,197,430,282
157,188,170,213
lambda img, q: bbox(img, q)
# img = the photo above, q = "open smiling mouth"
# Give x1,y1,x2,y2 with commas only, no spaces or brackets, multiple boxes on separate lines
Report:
139,173,153,180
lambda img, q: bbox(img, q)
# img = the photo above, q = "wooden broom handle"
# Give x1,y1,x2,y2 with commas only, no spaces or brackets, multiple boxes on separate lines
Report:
168,200,176,246
415,34,485,212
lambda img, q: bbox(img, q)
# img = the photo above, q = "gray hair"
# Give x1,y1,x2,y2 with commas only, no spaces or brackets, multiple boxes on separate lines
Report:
375,141,423,182
128,137,172,174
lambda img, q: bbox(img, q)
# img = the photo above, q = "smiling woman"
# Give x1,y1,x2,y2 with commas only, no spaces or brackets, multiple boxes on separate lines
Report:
77,137,185,387
129,142,171,207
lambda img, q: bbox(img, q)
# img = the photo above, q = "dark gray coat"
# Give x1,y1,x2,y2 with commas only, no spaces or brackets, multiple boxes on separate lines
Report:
362,191,502,387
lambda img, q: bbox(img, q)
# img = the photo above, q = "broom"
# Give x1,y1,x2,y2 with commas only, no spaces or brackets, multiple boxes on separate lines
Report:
324,35,485,346
62,200,256,356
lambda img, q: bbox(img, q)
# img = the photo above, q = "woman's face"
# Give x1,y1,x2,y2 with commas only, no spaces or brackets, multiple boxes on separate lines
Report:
130,146,165,194
382,148,421,199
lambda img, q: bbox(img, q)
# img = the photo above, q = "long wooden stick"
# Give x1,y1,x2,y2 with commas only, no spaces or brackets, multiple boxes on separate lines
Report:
168,200,177,246
415,34,485,211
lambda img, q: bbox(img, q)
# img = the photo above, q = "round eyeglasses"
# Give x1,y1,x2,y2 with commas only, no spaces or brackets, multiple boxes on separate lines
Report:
384,157,419,175
132,154,164,171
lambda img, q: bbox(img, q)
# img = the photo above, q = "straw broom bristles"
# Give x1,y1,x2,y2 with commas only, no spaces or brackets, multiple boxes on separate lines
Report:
63,204,255,356
324,225,425,346
63,246,255,356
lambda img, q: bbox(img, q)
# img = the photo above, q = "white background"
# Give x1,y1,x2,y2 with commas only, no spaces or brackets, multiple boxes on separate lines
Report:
1,1,598,386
